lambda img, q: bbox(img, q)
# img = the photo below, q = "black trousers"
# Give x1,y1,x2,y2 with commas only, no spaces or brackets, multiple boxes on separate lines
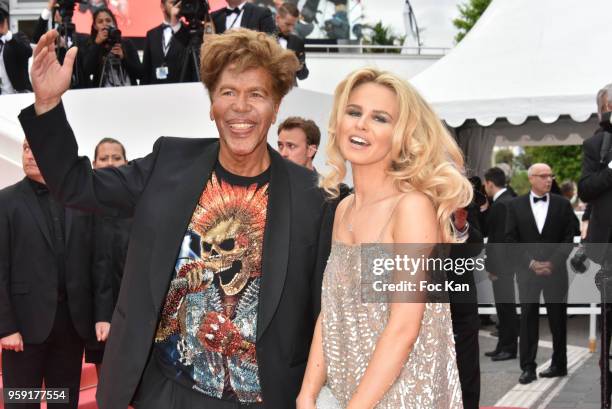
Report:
518,273,568,372
492,272,519,354
2,301,84,409
453,325,480,409
133,355,265,409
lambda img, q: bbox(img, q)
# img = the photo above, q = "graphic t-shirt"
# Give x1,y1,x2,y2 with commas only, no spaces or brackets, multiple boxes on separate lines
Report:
154,163,269,403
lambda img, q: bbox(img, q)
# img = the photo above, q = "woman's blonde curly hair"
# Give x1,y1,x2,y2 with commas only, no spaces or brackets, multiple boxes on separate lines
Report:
320,68,473,243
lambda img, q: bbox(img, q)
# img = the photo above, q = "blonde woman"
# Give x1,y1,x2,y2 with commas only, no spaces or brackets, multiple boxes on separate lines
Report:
297,68,472,409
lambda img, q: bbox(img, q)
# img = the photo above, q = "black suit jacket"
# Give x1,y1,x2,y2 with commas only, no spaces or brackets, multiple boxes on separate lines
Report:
284,33,309,80
0,178,113,343
484,189,514,275
2,31,33,93
19,101,330,409
211,3,276,34
505,193,577,276
141,23,190,85
578,129,612,263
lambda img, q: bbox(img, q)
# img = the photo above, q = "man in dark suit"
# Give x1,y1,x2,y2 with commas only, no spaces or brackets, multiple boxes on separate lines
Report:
578,84,612,406
0,2,32,94
483,167,519,362
211,0,276,35
275,2,309,81
141,0,191,85
0,140,112,409
21,29,328,409
505,163,578,385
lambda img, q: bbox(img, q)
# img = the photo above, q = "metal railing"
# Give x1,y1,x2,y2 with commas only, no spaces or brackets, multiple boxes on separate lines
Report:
305,43,450,56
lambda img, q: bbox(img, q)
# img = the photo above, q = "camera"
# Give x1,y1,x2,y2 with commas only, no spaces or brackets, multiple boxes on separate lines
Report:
104,26,122,48
570,244,590,274
56,0,84,20
178,0,209,24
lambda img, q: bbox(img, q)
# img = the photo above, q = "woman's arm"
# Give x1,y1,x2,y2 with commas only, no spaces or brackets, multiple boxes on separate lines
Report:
297,314,326,409
346,193,437,409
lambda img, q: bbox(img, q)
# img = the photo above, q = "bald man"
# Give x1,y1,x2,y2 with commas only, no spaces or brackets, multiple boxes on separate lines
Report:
505,163,579,385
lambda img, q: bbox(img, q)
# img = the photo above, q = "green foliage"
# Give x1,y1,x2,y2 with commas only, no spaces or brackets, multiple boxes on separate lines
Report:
453,0,492,43
509,170,530,196
522,146,582,183
494,149,514,165
362,21,406,54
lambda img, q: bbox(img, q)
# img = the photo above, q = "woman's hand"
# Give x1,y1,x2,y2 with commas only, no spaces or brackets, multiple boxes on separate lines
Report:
95,28,109,45
31,30,77,115
110,43,124,59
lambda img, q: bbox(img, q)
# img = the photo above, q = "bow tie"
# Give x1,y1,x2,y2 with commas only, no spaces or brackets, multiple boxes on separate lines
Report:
533,195,547,203
277,32,289,40
161,23,172,30
226,7,240,15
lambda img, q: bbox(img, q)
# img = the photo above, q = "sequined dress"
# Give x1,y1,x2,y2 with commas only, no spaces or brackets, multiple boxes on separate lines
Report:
321,241,464,409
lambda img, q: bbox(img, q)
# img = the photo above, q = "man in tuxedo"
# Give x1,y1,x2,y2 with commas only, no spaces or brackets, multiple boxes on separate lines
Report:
0,140,112,409
21,29,328,409
141,0,191,85
483,167,519,362
275,2,309,81
277,116,319,170
0,2,32,94
211,0,276,35
505,163,578,385
578,84,612,406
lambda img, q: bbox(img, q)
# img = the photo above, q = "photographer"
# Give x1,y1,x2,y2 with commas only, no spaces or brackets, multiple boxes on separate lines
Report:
83,8,142,87
32,0,90,88
0,0,32,94
578,83,612,408
141,0,190,85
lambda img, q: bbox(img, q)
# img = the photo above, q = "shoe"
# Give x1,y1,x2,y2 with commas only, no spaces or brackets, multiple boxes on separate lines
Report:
491,351,517,361
519,370,537,384
539,367,567,378
484,349,500,357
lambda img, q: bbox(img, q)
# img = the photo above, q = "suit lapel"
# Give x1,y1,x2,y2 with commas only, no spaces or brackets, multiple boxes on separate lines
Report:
257,148,290,341
214,11,227,33
521,195,541,236
540,194,556,237
240,3,254,29
19,178,53,249
64,208,73,246
149,141,219,313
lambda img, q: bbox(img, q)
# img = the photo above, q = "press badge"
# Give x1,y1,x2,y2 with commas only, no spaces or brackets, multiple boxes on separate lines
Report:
156,65,169,80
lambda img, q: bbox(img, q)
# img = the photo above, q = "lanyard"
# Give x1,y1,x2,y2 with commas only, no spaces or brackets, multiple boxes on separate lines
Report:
227,8,244,30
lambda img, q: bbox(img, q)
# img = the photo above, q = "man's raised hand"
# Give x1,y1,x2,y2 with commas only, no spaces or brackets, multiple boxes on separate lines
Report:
32,30,77,115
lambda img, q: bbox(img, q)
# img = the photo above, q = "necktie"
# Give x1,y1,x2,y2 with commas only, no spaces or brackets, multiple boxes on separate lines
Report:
533,195,547,203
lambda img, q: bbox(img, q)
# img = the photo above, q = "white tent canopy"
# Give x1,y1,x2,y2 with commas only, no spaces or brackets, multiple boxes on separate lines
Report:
411,0,612,128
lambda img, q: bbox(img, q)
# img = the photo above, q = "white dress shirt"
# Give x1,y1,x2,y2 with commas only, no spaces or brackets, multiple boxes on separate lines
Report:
225,1,247,31
162,20,182,56
0,31,16,95
529,191,550,234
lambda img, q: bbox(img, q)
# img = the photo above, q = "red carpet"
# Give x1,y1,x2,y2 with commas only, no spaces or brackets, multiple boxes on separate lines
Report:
0,351,527,409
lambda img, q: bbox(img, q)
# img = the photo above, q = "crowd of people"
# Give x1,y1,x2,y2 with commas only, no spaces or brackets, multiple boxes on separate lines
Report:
0,0,309,93
2,3,612,409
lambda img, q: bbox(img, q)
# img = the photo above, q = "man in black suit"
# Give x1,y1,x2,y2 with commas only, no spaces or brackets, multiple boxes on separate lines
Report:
21,29,328,409
483,167,519,362
275,2,309,81
0,2,32,94
0,140,112,409
505,163,578,385
141,0,191,85
578,84,612,406
211,0,276,35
